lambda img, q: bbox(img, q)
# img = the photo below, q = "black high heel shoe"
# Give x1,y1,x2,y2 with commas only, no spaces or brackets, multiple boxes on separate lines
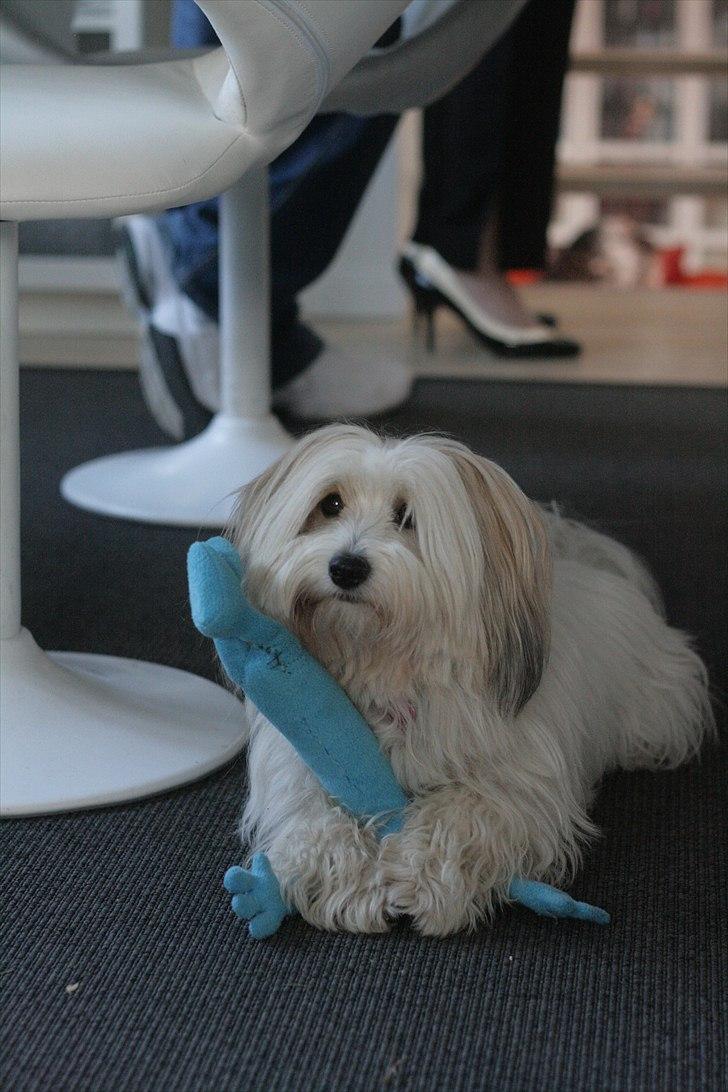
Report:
400,267,441,353
398,246,580,359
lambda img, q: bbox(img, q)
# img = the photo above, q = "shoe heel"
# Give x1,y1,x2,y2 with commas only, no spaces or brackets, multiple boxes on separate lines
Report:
399,257,439,353
412,295,437,352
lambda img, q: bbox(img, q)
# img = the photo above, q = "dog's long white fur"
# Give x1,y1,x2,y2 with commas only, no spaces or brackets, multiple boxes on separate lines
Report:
228,425,712,935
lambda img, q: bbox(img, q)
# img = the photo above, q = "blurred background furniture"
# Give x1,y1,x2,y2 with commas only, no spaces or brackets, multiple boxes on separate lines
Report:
11,0,727,355
554,0,727,271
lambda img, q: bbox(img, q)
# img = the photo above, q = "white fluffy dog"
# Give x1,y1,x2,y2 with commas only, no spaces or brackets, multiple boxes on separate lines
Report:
228,424,712,935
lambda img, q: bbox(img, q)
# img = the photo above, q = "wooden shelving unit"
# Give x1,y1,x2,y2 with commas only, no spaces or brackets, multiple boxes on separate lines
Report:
558,161,726,198
555,0,728,269
571,49,727,77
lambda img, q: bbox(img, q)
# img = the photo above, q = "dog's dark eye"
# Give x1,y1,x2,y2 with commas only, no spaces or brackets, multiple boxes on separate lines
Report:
320,492,344,518
393,503,414,530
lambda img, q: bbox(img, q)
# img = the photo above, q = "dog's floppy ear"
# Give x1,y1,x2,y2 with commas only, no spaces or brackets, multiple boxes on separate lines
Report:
444,444,552,718
225,448,295,556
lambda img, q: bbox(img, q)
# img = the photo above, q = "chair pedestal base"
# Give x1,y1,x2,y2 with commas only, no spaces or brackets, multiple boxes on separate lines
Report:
0,628,247,817
60,412,293,527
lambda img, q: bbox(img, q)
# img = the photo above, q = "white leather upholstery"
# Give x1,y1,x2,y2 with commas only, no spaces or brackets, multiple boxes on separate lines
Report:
0,0,409,222
0,52,251,221
197,0,408,124
0,0,527,222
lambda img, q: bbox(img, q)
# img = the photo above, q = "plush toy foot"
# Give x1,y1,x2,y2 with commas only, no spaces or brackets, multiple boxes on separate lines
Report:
508,877,610,924
223,853,289,938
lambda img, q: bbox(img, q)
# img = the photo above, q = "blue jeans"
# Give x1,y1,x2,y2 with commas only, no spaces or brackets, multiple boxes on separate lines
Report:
164,0,397,388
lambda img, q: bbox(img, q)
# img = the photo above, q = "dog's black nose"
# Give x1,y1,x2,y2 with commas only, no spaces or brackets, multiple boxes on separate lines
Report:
329,553,371,590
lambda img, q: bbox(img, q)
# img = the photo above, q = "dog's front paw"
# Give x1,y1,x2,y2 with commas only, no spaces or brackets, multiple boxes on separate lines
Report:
387,876,476,936
223,853,288,939
382,838,481,937
292,853,391,934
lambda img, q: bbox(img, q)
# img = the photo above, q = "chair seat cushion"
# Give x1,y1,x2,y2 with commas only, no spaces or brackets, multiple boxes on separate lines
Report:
0,55,252,221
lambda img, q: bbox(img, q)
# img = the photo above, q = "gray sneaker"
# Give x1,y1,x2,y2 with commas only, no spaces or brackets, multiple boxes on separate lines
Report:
117,216,214,440
119,215,414,432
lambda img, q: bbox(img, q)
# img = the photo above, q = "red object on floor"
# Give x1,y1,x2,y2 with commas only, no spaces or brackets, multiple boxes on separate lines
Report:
508,256,727,289
681,272,728,288
661,247,684,285
507,269,543,285
660,246,728,288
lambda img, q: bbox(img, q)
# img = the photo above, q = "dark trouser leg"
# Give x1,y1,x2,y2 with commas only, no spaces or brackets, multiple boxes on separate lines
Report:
269,113,397,387
498,0,576,270
412,0,575,273
164,112,397,389
411,23,511,270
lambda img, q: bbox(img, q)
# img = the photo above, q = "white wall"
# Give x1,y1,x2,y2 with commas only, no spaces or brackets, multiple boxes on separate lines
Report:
299,134,407,320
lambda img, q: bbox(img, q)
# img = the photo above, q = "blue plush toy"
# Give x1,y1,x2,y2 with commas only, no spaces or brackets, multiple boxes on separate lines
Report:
188,537,609,938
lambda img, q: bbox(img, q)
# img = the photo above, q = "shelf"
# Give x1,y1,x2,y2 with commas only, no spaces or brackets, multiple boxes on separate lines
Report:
571,49,728,77
558,162,727,198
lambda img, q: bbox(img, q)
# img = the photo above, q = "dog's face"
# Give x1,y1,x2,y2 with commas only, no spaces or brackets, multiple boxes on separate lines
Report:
229,425,551,716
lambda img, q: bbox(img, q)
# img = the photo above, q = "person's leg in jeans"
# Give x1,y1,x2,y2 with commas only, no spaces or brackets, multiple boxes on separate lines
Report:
406,0,577,352
166,111,398,391
127,0,406,437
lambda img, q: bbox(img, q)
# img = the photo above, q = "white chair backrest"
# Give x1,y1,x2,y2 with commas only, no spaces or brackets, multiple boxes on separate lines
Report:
326,0,528,115
0,0,528,221
0,0,76,59
199,0,527,122
196,0,409,137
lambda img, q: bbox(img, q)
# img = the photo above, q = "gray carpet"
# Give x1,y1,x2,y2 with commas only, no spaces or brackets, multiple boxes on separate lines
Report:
3,369,727,1092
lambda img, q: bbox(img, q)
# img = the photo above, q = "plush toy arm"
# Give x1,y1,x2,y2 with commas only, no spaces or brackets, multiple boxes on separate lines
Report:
189,537,408,828
188,536,281,644
508,878,610,924
223,855,289,939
